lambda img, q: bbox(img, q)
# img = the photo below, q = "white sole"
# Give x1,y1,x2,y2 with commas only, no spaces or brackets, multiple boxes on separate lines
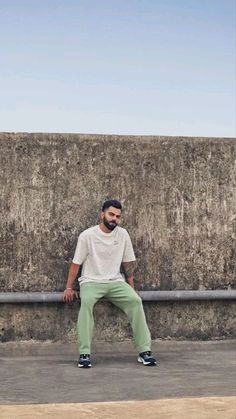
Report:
138,356,157,366
78,363,92,368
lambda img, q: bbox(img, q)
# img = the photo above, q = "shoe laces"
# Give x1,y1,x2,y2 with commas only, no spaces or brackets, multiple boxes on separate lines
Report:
141,351,152,357
80,354,90,359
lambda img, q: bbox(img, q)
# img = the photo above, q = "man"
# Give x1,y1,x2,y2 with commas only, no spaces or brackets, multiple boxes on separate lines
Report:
63,199,157,368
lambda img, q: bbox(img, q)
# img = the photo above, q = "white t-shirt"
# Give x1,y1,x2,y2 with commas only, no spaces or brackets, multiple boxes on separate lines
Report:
72,225,136,285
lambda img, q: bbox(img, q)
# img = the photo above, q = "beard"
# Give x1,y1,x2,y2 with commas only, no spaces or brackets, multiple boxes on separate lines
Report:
103,215,117,231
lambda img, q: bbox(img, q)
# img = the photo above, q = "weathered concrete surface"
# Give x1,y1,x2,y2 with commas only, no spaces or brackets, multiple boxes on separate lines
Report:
0,300,235,342
1,398,236,419
0,133,236,341
1,133,235,291
0,340,235,405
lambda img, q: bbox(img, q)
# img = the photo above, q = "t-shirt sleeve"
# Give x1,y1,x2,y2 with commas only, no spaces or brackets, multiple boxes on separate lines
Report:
122,231,136,262
72,234,89,265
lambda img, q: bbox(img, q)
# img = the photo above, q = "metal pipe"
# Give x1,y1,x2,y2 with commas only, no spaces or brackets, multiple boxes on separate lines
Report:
140,290,236,301
0,292,63,303
0,290,235,303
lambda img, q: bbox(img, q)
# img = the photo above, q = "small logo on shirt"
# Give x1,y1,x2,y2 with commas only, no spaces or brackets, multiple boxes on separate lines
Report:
114,240,119,245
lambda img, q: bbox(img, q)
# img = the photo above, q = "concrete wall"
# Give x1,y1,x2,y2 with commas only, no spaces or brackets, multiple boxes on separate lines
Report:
0,133,235,342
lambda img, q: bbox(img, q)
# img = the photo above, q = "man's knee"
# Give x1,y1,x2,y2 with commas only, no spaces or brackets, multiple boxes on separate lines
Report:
80,294,96,308
129,292,142,306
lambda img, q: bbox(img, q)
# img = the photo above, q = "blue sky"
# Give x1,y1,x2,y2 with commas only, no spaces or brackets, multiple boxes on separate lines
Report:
0,0,235,137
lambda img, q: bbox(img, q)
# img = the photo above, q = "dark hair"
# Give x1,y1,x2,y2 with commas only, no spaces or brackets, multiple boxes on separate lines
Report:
102,200,122,212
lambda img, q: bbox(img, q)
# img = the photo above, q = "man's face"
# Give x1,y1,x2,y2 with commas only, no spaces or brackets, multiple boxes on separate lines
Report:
101,206,121,231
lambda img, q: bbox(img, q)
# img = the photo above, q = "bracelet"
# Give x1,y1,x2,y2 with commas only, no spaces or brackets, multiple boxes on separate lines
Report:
66,288,72,290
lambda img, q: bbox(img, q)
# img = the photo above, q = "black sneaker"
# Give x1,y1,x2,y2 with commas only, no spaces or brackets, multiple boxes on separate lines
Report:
78,354,92,368
138,351,157,366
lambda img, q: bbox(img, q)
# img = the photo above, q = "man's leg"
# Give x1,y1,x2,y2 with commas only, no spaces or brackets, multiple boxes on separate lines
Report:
77,282,107,354
106,281,151,353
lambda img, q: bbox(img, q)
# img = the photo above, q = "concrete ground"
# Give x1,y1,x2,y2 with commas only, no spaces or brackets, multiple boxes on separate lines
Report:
0,340,235,418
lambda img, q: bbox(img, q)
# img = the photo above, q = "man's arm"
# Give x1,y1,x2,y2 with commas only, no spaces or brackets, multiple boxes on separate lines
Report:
63,262,80,303
122,260,137,290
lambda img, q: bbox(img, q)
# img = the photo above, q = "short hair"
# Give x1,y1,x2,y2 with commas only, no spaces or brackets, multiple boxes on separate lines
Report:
102,200,122,212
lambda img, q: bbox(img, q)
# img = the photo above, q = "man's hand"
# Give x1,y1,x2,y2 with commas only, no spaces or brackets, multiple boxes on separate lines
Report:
63,263,80,303
63,289,79,303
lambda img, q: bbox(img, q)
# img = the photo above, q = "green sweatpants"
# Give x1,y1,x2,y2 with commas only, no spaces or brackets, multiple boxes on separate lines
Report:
77,281,151,354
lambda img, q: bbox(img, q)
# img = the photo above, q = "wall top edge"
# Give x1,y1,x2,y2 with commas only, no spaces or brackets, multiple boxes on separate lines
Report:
0,132,235,143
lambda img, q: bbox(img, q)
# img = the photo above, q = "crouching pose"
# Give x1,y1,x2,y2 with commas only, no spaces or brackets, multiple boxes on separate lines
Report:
63,200,157,368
